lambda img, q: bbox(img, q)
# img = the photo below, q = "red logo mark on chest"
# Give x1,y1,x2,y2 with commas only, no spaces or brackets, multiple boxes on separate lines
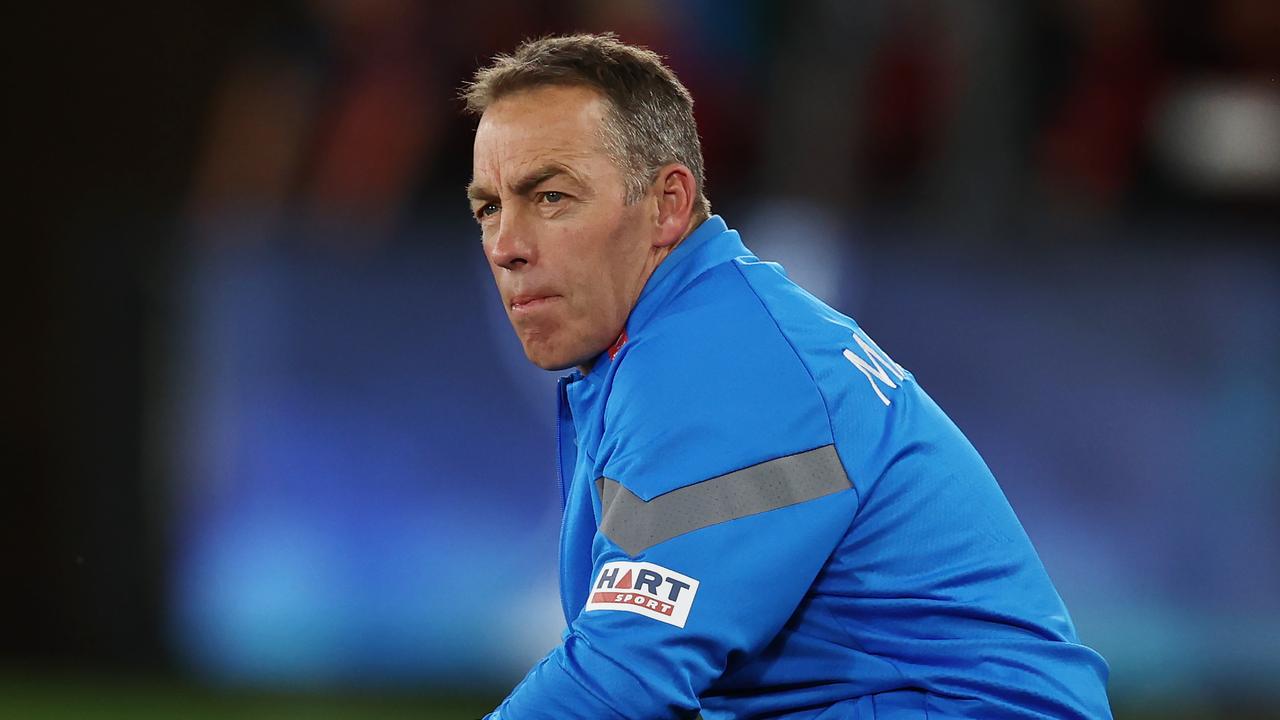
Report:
608,330,628,360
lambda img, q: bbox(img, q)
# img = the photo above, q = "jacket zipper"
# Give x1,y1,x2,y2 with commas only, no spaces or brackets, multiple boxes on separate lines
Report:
555,377,567,511
555,376,574,623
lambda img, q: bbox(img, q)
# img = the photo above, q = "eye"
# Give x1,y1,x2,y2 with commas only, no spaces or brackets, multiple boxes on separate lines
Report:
476,202,499,219
539,191,564,204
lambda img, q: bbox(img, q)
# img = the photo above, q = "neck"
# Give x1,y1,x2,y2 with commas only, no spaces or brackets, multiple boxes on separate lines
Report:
575,214,707,375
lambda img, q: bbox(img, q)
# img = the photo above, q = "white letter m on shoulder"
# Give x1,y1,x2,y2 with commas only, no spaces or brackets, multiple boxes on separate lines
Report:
842,329,907,407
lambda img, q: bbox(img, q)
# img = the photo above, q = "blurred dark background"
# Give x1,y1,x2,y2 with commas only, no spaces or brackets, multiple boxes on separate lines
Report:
8,1,1278,718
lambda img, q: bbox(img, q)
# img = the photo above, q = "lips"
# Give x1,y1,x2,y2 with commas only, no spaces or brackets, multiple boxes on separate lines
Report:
509,293,561,312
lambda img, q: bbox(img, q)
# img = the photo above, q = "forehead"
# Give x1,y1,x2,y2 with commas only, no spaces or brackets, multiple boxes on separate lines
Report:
472,85,614,184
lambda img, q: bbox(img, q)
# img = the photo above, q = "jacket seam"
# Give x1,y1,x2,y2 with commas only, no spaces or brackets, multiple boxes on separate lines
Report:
727,260,861,512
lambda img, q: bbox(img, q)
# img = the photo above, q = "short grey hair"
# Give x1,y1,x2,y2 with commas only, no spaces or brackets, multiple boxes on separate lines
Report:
463,32,711,218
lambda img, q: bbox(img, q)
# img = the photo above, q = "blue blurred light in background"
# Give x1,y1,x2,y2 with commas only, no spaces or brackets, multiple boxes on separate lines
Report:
167,213,1280,702
170,222,565,687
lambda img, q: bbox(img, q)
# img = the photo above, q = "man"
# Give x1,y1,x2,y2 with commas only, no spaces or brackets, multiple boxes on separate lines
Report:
464,33,1111,719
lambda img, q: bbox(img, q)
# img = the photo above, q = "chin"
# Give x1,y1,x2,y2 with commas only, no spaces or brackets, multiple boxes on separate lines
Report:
521,343,573,372
526,354,575,372
521,341,599,373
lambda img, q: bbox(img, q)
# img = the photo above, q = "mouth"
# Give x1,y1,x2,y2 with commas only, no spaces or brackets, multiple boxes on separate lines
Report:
509,294,561,313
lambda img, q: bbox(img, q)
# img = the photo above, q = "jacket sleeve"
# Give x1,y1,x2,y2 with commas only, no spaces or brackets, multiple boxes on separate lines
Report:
486,320,859,719
487,466,857,719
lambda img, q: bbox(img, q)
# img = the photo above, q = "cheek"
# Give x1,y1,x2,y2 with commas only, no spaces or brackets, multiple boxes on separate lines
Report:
553,208,638,330
569,248,620,313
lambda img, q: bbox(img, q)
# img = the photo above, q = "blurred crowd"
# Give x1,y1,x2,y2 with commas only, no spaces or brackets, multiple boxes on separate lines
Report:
187,0,1279,250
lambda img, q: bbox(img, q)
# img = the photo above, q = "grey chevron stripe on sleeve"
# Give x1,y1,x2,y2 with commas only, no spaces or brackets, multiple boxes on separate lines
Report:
596,444,852,556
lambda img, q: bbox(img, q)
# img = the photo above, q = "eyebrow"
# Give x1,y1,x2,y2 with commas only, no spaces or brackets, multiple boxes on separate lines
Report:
466,164,579,204
465,180,496,203
513,165,574,196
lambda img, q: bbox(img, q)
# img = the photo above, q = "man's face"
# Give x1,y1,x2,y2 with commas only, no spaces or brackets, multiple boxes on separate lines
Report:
469,85,660,371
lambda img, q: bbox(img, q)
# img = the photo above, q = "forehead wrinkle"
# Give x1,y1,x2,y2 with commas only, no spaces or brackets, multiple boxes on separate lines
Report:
484,145,594,193
466,154,593,207
471,90,614,203
510,159,592,196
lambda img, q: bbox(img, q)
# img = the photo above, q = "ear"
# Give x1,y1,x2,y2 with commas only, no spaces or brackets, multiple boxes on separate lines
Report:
651,163,698,248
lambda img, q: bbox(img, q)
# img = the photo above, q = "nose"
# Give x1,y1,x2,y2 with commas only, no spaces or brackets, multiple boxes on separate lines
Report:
486,208,535,271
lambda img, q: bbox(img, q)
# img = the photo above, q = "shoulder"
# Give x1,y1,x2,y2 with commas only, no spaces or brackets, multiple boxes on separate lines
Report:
599,262,834,499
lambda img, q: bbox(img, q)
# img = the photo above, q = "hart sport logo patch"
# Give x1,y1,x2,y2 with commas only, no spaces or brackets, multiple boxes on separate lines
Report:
585,561,700,628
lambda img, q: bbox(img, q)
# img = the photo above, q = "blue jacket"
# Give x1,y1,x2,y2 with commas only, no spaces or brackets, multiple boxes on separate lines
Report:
487,216,1111,719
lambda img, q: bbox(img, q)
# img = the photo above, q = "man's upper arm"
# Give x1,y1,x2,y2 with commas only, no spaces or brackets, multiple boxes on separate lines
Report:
571,308,858,706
